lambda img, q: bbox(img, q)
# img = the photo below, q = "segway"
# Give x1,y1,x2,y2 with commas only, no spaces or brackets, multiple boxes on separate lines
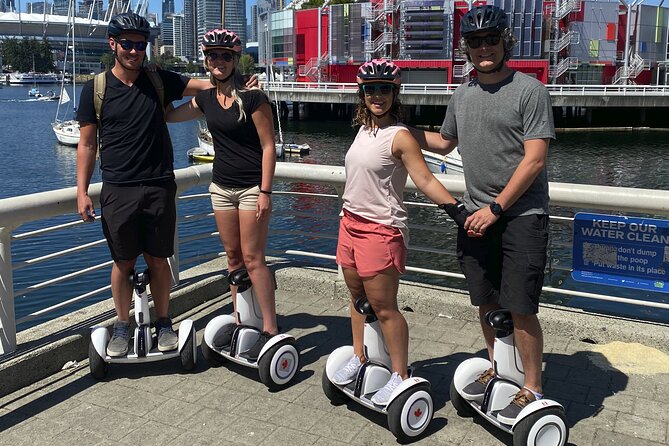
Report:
88,269,197,379
450,309,568,446
322,297,434,442
200,268,300,391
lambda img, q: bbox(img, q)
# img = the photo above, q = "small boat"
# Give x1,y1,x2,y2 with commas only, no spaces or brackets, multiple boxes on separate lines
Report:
422,149,464,175
37,90,60,101
28,87,42,97
193,123,305,162
51,7,80,147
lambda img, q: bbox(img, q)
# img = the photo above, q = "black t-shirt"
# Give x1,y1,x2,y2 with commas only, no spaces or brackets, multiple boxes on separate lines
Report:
195,88,270,188
77,69,189,184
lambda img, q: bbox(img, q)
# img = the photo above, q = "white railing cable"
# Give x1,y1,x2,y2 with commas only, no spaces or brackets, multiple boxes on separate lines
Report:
2,163,669,354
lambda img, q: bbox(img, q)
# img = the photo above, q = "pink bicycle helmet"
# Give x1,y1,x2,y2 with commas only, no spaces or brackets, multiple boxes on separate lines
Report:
201,29,242,53
356,59,401,86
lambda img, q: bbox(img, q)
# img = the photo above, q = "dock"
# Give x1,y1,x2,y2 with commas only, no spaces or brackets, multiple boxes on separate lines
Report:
1,258,668,445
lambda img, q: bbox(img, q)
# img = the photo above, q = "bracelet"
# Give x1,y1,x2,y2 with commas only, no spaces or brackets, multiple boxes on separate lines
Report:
260,189,272,195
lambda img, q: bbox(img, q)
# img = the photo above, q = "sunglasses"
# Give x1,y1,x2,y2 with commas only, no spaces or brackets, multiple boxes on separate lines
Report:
206,52,235,62
115,39,148,51
466,34,501,49
361,83,395,96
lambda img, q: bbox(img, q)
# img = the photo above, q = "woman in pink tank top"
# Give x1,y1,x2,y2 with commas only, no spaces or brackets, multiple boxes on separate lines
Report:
332,60,471,405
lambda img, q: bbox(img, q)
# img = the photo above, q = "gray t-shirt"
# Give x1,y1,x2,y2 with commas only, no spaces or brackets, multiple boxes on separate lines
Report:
440,71,555,216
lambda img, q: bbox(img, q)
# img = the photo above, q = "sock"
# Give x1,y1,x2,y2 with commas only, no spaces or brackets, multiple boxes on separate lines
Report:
523,386,544,400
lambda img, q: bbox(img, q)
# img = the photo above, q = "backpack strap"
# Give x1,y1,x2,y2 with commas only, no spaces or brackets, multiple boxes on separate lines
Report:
93,71,106,151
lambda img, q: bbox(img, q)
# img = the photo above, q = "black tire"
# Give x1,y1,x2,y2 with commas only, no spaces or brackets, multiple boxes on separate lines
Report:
88,340,108,380
258,340,300,391
513,407,569,446
321,367,347,406
180,327,196,371
387,384,434,442
201,338,226,367
450,379,476,417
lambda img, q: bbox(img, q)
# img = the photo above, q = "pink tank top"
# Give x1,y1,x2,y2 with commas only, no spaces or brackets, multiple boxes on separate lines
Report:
342,124,410,245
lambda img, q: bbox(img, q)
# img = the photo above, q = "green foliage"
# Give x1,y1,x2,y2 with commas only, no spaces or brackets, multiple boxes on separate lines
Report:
100,53,114,71
0,37,55,72
300,0,353,8
184,61,201,74
152,53,181,70
239,54,256,75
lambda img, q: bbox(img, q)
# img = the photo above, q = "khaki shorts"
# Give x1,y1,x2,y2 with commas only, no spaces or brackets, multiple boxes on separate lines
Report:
209,183,260,211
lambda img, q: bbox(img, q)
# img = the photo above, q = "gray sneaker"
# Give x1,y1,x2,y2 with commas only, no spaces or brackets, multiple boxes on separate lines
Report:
106,321,131,357
157,317,179,352
461,368,495,400
332,355,362,385
371,372,403,406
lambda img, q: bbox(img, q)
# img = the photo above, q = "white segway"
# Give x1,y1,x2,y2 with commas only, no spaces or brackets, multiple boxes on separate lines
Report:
200,268,300,391
450,309,568,446
88,269,197,379
322,297,434,442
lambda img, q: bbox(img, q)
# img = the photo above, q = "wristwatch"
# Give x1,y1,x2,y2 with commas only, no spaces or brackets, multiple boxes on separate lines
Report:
489,201,504,217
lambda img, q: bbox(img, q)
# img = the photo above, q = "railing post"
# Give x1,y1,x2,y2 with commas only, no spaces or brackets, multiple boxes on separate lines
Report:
0,225,16,354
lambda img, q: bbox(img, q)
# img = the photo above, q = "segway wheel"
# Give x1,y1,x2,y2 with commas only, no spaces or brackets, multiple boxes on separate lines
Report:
201,338,226,367
387,384,434,442
513,407,568,446
88,340,108,380
259,340,300,391
321,368,347,406
180,326,197,371
449,379,476,417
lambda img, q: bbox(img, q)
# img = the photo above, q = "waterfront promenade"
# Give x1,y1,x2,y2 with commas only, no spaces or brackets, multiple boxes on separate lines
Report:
1,258,669,445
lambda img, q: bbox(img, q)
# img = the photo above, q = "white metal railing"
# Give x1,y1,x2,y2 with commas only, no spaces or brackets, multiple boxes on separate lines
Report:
548,57,579,79
546,0,581,20
2,163,669,355
263,81,669,97
453,62,474,79
551,30,580,53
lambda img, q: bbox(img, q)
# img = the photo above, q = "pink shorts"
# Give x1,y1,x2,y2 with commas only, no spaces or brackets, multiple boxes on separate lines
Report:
336,209,407,278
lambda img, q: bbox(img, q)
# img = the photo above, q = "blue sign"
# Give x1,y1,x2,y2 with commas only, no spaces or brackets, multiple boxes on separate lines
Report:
572,213,669,293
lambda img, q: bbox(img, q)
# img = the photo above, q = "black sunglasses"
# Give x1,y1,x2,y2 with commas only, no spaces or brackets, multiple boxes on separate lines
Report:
206,52,235,62
116,39,148,51
361,83,395,96
466,34,501,49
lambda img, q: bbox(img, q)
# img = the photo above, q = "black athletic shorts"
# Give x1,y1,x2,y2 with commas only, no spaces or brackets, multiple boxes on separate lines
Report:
100,179,177,261
456,214,549,315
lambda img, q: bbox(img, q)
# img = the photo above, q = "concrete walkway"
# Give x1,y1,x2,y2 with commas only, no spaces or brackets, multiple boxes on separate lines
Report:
1,260,669,445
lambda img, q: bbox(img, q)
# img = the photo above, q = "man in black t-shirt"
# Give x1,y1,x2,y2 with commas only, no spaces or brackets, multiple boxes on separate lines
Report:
76,13,215,357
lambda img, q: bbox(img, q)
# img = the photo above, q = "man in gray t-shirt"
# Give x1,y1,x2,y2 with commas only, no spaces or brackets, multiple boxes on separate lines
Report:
411,5,555,424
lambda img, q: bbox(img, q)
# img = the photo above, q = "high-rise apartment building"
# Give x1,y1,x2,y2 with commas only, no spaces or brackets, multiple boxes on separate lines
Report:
183,0,196,60
250,4,258,42
162,0,174,21
196,0,247,60
161,14,175,46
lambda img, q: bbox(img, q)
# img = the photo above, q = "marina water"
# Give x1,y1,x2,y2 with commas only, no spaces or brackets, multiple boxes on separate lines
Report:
1,84,668,329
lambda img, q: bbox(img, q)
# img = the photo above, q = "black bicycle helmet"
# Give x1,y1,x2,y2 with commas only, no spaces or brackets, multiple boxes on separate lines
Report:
460,5,508,37
108,12,151,39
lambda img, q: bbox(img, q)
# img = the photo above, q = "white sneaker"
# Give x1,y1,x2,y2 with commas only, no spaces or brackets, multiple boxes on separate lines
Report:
332,355,362,385
371,372,403,406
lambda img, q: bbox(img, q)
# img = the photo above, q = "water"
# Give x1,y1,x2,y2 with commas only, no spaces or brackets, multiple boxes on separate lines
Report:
1,84,669,328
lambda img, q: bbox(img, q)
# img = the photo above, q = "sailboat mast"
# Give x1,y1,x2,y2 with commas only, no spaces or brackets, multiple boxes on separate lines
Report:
71,0,76,109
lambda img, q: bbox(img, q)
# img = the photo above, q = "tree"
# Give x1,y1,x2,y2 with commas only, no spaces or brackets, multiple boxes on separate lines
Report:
100,53,114,71
0,37,55,72
239,54,256,75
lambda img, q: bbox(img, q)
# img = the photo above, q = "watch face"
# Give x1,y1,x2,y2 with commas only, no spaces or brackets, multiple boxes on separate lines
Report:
490,202,503,215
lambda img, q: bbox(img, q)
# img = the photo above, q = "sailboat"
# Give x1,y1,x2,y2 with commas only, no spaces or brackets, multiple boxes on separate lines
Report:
28,55,42,97
52,0,80,146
